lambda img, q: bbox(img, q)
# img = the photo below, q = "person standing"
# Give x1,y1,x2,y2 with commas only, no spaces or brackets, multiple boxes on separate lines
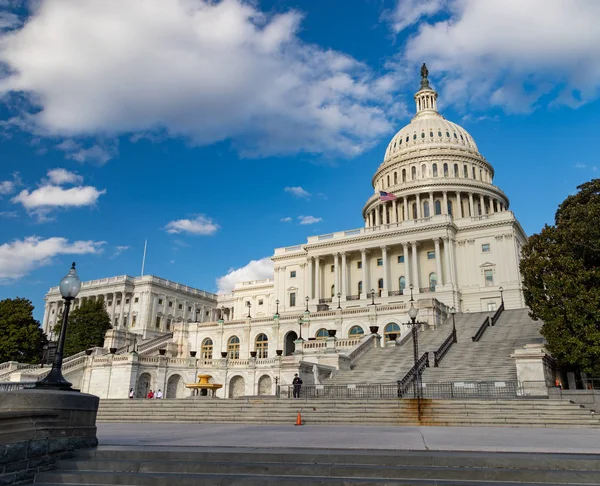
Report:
156,389,163,399
129,388,134,399
147,390,154,399
292,373,303,399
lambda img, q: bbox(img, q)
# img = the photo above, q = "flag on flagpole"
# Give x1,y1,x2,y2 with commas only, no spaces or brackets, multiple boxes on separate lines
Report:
379,191,397,201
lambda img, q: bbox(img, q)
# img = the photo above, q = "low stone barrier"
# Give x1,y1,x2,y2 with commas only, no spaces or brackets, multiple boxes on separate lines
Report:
0,389,99,485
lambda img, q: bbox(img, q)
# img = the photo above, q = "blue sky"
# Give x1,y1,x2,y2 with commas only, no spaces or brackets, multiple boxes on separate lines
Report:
1,0,599,322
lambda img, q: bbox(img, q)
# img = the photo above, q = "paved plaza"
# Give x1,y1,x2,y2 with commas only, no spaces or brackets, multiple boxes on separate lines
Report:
98,423,600,454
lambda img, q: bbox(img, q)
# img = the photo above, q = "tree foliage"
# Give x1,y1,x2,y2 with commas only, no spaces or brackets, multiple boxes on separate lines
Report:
520,178,600,373
0,297,47,364
55,298,112,356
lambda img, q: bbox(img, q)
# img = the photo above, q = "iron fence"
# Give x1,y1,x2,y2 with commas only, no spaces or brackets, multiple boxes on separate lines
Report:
277,380,550,400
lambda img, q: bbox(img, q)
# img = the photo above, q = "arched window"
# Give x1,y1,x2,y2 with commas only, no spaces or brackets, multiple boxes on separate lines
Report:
454,164,459,177
387,175,390,187
255,333,268,359
429,272,437,291
432,163,438,177
227,336,240,359
394,172,397,184
421,164,427,178
378,278,384,295
434,200,442,215
399,276,406,291
448,200,453,216
384,323,401,343
423,201,430,218
412,202,417,219
349,326,364,337
411,166,416,180
464,164,468,178
316,328,328,340
358,281,363,295
201,338,213,359
443,163,449,177
402,169,406,182
331,284,335,297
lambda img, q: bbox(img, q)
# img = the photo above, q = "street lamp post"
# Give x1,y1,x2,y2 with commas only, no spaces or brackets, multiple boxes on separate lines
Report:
275,299,280,317
499,286,504,305
369,288,376,306
337,292,342,309
36,262,81,390
407,285,422,417
246,301,251,318
305,296,309,313
450,306,457,343
297,318,304,341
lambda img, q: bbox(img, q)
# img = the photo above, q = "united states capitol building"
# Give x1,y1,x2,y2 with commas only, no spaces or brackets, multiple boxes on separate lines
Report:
6,68,543,399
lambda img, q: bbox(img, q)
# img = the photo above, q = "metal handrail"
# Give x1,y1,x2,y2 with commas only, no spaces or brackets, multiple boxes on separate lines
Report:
397,352,429,397
433,329,457,367
490,302,505,326
471,316,490,342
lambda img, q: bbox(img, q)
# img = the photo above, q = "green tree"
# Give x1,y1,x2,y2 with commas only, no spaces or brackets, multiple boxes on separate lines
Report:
520,178,600,373
0,297,47,363
55,298,112,356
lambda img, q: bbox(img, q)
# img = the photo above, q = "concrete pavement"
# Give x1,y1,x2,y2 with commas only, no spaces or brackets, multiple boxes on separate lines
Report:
97,423,600,454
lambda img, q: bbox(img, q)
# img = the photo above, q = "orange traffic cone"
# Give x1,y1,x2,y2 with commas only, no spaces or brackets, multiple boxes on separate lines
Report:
295,412,303,426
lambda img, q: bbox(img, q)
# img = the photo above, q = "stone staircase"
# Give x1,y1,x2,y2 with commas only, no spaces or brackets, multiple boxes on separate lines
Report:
326,311,492,385
95,397,600,428
33,445,600,485
421,308,543,383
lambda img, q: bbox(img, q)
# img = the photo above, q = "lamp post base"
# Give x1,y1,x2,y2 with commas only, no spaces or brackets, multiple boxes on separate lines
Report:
34,367,73,391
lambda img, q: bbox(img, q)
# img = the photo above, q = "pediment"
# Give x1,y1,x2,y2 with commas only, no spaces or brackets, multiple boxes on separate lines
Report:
480,262,496,268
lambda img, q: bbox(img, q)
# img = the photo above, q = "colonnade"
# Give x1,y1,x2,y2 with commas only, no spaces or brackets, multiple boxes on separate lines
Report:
365,191,506,228
304,236,457,302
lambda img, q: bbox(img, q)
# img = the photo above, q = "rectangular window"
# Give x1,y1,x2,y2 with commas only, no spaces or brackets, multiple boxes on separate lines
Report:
482,243,491,252
168,301,173,308
116,300,121,306
158,299,163,305
375,258,382,266
330,265,335,272
290,270,296,278
487,302,497,312
205,311,210,317
108,301,112,307
125,298,130,304
134,297,139,303
397,255,404,263
258,299,264,305
132,315,137,327
155,316,161,328
188,306,192,312
178,304,183,309
357,261,362,269
484,269,494,287
290,292,296,307
166,319,172,331
427,251,436,260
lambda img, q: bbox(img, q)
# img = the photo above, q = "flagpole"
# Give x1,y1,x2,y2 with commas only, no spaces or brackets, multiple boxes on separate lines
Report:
141,240,147,276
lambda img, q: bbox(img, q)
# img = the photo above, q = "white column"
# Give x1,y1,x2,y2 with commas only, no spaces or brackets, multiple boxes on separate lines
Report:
410,241,420,290
433,238,444,286
334,253,340,296
201,304,205,323
381,246,388,295
489,197,495,214
479,194,486,215
429,191,434,217
403,197,408,222
360,249,368,299
402,243,411,290
392,199,397,223
443,238,452,287
150,294,157,328
375,206,380,226
306,257,313,299
341,252,347,298
468,193,474,217
119,291,126,329
449,238,458,286
315,256,321,301
416,194,421,219
456,191,463,218
443,191,448,216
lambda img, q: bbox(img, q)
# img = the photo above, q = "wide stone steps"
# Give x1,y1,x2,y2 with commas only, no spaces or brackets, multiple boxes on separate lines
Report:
95,398,600,427
34,446,600,485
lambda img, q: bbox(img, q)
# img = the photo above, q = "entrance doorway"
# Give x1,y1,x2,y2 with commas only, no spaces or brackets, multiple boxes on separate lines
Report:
284,331,298,356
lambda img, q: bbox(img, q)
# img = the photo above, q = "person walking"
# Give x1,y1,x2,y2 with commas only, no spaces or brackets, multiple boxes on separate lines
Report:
129,388,134,399
292,373,303,399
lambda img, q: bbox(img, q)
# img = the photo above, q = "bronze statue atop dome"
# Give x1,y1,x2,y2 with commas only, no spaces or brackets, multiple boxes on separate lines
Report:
420,63,430,89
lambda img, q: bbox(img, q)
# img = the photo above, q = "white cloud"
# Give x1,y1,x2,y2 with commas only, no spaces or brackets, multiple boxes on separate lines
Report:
0,0,400,157
574,163,587,169
113,245,130,257
46,168,83,185
56,140,116,165
165,215,219,235
0,211,17,218
280,216,292,223
284,186,311,199
396,0,600,112
0,180,15,195
387,0,445,34
216,256,274,294
0,236,104,281
298,215,322,225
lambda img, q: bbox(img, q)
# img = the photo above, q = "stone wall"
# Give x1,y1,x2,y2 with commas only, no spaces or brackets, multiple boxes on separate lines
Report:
0,390,99,485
